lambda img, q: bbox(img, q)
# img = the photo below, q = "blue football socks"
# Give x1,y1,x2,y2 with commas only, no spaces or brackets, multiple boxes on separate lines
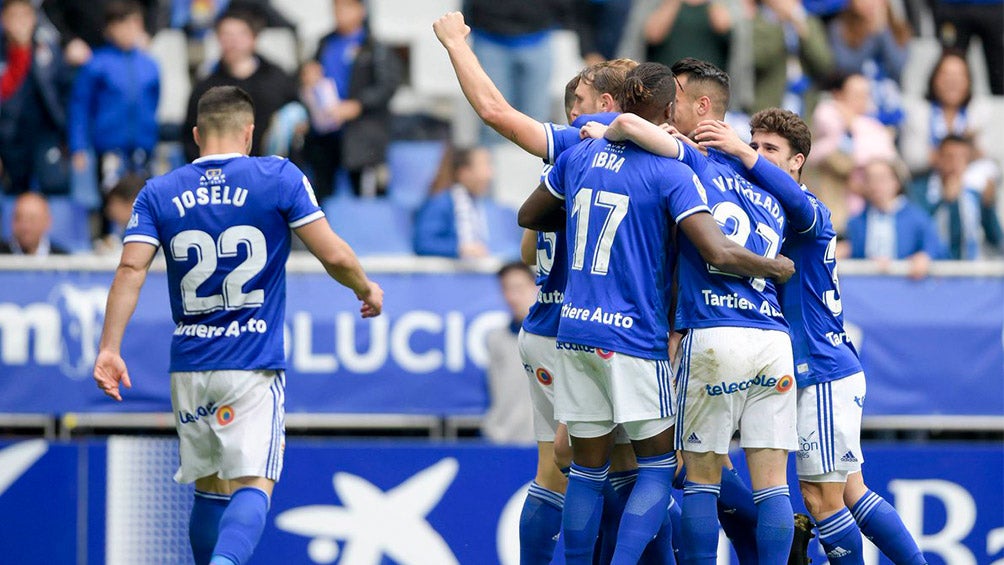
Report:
682,481,721,564
519,481,565,565
852,490,927,565
210,487,270,565
817,507,864,564
564,462,609,565
190,490,230,565
612,452,677,565
718,467,759,563
753,486,794,565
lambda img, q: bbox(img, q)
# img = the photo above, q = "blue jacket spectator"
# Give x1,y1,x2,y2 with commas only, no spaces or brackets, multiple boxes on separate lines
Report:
415,147,499,259
68,1,159,189
0,0,74,195
844,159,945,278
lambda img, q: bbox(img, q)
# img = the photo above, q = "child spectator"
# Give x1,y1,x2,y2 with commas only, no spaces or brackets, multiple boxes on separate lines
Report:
93,173,145,255
68,0,159,192
414,147,495,259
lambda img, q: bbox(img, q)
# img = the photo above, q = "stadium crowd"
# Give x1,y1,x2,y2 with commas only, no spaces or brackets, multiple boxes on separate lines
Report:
0,0,1000,267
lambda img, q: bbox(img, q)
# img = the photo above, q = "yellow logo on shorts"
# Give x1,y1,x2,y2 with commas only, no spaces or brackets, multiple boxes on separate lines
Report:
216,405,236,426
775,375,794,393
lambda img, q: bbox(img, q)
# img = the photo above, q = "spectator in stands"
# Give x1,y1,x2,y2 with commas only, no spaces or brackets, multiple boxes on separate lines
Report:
42,0,159,64
182,5,299,162
482,261,537,444
643,0,734,76
93,173,145,255
751,0,834,116
900,49,995,176
566,0,633,65
169,0,293,39
68,0,159,192
909,135,1002,260
302,0,402,199
463,0,560,142
827,0,911,125
0,0,74,196
933,0,1003,95
0,192,69,256
807,72,897,232
843,158,945,278
414,147,495,259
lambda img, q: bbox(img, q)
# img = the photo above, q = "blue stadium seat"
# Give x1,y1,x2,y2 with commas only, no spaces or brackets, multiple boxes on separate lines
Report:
323,196,414,256
484,202,522,261
1,195,92,253
386,141,446,212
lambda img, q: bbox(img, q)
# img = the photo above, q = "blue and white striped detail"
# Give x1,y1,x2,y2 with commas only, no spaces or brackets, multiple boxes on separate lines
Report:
816,381,836,473
851,490,883,523
675,332,694,449
194,489,231,502
527,481,565,509
752,485,790,504
683,482,721,497
609,470,638,492
637,452,678,471
569,462,610,485
264,371,286,481
817,508,857,541
656,359,675,418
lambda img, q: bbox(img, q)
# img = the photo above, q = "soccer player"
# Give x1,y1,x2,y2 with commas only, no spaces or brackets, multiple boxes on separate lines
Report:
92,86,384,565
518,62,794,565
696,108,927,565
585,58,800,564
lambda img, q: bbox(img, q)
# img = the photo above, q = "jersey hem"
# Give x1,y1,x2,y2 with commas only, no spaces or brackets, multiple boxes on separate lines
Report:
795,367,864,389
554,336,669,362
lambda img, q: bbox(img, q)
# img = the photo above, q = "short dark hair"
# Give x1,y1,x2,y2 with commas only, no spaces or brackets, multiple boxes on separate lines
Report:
749,108,812,162
105,0,144,26
215,4,266,36
671,57,730,114
926,48,973,107
616,62,676,122
451,147,486,175
498,261,533,280
196,86,255,136
564,75,579,120
108,173,146,203
938,133,974,150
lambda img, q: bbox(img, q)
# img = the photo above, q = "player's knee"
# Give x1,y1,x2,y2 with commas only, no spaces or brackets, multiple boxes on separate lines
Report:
553,438,572,471
799,481,844,518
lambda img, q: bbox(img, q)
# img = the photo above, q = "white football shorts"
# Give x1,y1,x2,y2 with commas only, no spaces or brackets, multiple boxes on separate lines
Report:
796,371,866,481
675,327,797,454
171,369,285,484
554,342,675,441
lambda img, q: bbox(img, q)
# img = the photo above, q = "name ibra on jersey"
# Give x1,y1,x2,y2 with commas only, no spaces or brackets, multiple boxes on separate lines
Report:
591,147,626,173
711,172,785,230
702,289,783,317
171,171,249,218
560,303,635,329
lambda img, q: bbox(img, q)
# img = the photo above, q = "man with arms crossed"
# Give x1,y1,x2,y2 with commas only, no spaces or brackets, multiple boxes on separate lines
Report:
697,108,927,565
93,86,383,565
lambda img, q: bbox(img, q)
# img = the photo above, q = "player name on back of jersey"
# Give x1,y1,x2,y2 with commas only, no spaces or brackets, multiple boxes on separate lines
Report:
710,172,785,231
701,290,783,317
591,147,626,173
560,302,635,329
171,168,249,217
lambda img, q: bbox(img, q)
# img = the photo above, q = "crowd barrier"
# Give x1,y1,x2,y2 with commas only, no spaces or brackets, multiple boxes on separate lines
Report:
0,256,1000,428
0,438,999,565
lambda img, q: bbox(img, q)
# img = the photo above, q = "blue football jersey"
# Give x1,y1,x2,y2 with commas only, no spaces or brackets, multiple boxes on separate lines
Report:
674,147,789,332
543,112,621,164
525,113,621,338
124,154,324,372
778,190,862,388
546,139,710,360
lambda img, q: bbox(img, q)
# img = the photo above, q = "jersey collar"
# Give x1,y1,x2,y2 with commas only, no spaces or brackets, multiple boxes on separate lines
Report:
193,153,245,164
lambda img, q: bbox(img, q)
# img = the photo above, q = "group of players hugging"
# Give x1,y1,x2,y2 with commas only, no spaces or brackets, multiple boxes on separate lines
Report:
434,10,927,565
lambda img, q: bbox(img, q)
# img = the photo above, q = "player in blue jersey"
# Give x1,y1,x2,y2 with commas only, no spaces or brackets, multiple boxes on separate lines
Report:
519,62,794,565
697,108,927,565
92,86,384,565
582,58,803,564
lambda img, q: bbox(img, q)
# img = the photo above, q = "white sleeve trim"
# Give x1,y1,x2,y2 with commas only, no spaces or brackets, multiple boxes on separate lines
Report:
544,123,555,164
543,175,565,200
796,208,820,235
675,137,685,161
122,234,161,248
288,210,326,229
675,205,711,224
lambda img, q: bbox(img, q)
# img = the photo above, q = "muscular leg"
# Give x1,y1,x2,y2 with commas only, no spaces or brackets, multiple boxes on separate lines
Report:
801,479,863,564
746,448,794,565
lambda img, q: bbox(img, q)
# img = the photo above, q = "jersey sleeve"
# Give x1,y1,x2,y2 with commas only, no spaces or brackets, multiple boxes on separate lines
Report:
543,122,582,165
663,165,711,224
544,150,569,200
122,186,161,248
279,162,326,228
678,142,708,175
749,155,819,234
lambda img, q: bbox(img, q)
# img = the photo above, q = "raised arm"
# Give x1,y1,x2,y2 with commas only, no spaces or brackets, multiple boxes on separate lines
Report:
295,220,383,318
679,212,795,282
694,119,816,232
433,12,548,158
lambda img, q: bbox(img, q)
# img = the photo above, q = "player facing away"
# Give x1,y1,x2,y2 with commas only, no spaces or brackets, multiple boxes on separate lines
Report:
519,62,794,565
92,86,383,565
696,108,927,565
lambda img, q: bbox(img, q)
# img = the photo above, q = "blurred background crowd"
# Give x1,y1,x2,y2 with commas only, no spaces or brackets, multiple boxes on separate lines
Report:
0,0,1001,273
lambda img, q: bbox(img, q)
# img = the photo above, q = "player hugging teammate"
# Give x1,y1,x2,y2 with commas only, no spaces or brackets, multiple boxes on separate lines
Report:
436,9,925,565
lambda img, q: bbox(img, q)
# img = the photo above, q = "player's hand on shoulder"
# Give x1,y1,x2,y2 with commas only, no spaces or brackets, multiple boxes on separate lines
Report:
579,121,609,140
433,12,470,48
694,120,744,154
357,281,384,318
772,254,796,284
93,350,132,402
